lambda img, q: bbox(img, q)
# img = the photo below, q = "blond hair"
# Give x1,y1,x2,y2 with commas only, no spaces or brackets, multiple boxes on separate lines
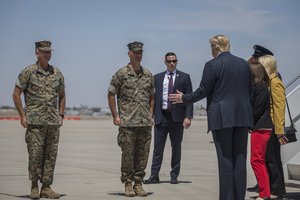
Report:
258,55,277,77
209,35,230,52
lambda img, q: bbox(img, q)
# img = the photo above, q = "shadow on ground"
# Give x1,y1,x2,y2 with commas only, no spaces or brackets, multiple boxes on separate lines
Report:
0,193,66,199
249,192,300,200
108,192,154,196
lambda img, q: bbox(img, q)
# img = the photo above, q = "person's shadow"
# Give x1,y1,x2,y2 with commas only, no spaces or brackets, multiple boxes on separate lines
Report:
155,180,192,184
108,180,192,196
0,192,66,199
108,192,154,196
284,192,300,199
282,182,300,200
249,193,300,200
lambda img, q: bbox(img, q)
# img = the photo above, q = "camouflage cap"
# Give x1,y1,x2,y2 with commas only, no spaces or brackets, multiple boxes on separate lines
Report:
35,40,53,51
127,41,143,52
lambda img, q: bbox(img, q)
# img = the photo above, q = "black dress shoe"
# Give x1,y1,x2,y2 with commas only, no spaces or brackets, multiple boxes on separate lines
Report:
170,177,178,184
247,184,259,193
143,175,160,184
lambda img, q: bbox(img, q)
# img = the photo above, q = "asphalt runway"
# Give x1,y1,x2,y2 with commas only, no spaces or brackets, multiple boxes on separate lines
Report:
1,119,299,200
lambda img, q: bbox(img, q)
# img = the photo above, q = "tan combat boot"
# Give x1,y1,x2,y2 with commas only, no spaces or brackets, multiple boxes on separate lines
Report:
30,187,40,199
40,187,60,199
124,182,136,197
133,181,147,197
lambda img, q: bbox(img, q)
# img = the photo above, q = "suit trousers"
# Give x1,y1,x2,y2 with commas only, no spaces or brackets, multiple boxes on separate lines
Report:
250,130,271,198
266,131,286,196
212,127,248,200
151,112,183,178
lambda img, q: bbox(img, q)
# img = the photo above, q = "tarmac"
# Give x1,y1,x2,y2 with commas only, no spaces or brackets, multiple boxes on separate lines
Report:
0,118,300,200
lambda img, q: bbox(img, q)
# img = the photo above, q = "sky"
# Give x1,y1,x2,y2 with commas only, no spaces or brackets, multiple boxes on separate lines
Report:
1,0,300,108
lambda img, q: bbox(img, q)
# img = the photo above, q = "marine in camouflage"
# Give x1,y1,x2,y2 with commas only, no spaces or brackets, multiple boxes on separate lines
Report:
15,63,65,125
108,62,154,183
26,125,60,185
108,65,154,127
15,60,64,185
118,126,152,183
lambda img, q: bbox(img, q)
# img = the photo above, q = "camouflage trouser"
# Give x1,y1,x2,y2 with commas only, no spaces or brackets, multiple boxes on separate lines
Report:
118,126,152,183
25,125,60,185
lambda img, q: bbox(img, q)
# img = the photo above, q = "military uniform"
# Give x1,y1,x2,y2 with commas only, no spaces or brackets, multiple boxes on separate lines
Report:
15,41,65,185
108,42,154,183
108,65,154,127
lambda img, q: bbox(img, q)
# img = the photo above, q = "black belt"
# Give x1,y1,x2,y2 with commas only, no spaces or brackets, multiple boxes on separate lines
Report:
162,110,171,114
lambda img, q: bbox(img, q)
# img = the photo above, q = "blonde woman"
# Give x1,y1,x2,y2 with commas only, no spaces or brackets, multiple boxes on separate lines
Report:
259,55,286,199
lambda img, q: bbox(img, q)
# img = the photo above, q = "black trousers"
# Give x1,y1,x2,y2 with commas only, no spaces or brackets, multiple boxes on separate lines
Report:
150,112,184,178
212,127,248,200
266,131,286,196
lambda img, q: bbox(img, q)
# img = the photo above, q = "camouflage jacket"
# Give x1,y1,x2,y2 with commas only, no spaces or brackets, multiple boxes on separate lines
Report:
108,64,154,127
15,63,65,125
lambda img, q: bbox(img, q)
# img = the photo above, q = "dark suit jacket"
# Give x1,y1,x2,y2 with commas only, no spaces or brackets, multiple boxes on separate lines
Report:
251,83,273,130
182,52,253,131
154,70,193,124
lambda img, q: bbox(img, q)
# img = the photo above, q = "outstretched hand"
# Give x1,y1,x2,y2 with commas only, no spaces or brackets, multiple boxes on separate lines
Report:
169,90,184,104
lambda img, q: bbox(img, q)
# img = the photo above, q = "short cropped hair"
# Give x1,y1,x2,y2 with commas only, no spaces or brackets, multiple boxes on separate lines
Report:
258,55,278,77
209,35,230,52
165,52,177,60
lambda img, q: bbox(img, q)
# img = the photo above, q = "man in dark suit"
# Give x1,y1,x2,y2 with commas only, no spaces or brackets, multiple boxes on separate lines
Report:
169,35,253,200
144,52,193,184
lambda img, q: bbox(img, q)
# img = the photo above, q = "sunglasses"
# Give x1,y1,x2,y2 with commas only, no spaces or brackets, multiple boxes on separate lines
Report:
166,60,177,63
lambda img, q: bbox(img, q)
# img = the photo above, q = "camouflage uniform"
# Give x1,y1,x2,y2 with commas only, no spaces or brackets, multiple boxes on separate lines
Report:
16,63,64,185
108,65,154,183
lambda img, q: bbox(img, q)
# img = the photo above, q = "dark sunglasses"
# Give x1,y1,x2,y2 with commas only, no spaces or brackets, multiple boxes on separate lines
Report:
166,60,177,63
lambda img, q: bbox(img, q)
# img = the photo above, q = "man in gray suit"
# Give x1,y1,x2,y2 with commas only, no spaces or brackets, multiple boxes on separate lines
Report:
169,35,253,200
